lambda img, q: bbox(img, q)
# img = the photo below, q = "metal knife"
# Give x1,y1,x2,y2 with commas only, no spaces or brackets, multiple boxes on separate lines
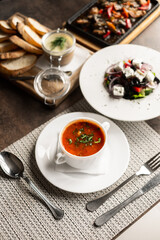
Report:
94,172,160,227
9,76,35,81
9,71,72,81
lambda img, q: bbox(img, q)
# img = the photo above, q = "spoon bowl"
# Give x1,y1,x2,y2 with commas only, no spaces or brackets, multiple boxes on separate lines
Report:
0,151,64,220
0,151,24,178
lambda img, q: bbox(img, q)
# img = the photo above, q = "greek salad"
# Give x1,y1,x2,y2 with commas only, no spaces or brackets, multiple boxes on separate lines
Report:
104,58,160,99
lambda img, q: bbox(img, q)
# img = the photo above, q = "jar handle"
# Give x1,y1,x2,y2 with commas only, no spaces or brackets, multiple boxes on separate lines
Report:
44,98,55,106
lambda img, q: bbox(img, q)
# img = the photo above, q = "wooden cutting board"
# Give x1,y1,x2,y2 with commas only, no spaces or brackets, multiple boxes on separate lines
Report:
0,12,92,106
8,47,91,107
1,5,160,106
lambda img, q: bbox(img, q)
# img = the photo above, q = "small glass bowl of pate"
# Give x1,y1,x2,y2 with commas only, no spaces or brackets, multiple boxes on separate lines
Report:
42,28,76,66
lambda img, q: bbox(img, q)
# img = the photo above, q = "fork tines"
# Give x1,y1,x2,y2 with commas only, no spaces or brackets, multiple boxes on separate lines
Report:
147,152,160,170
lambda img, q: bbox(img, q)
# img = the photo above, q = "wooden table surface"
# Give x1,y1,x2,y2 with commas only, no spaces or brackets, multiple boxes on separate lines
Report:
0,0,159,151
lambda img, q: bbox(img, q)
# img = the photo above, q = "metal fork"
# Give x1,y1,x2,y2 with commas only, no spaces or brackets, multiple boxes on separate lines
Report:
86,152,160,212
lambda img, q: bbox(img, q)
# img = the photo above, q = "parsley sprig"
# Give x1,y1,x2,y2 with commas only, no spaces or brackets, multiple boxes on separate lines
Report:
51,37,66,50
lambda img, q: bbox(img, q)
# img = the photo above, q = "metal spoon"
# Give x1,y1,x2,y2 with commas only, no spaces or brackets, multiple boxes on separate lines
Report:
0,151,64,220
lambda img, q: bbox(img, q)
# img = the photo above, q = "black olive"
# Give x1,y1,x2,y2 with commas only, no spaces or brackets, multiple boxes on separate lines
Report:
130,78,140,86
130,65,137,71
154,77,160,84
107,75,113,81
140,78,148,86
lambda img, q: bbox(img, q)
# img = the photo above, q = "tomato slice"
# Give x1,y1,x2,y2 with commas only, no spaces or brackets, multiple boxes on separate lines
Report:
133,86,142,93
103,30,111,39
124,62,131,68
126,18,132,29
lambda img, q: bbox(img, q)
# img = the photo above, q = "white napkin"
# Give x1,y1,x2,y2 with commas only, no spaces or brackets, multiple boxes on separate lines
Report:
54,146,110,175
36,45,91,72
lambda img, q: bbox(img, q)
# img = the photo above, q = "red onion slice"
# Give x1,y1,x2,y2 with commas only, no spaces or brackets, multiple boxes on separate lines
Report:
141,63,153,72
105,64,116,75
146,82,157,89
108,77,123,98
105,64,122,75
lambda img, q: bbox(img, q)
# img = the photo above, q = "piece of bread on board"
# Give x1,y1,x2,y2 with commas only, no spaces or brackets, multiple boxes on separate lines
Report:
17,22,25,35
0,49,26,60
8,15,24,30
0,20,16,34
0,53,37,76
10,35,43,54
0,41,18,53
17,22,42,48
0,31,10,42
25,17,49,36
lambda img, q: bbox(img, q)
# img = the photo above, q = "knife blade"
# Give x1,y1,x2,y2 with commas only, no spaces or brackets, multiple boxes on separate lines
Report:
9,76,35,81
141,173,160,193
9,70,72,81
94,172,160,227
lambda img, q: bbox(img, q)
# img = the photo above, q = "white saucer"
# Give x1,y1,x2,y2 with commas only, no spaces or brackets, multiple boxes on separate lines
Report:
35,112,130,193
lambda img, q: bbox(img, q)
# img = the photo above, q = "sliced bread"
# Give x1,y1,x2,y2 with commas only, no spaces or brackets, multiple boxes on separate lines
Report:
25,17,49,36
0,41,18,53
0,53,37,76
0,49,26,60
17,22,25,35
10,35,43,54
8,15,24,30
17,22,42,48
0,20,16,34
0,31,10,43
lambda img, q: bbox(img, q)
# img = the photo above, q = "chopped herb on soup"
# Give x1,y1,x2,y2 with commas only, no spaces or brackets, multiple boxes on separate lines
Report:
62,120,105,156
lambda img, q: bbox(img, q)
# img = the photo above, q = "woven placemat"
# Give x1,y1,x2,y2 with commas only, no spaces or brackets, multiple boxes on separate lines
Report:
0,98,160,240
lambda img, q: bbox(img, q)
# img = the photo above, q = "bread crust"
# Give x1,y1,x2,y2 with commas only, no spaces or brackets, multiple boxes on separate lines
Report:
0,20,17,34
0,31,10,43
25,17,48,36
0,41,18,53
23,25,42,48
17,22,25,35
8,15,24,30
0,49,26,60
10,35,43,54
0,54,37,76
17,23,42,48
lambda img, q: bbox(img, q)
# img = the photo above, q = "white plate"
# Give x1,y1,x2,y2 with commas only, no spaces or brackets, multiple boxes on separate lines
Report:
35,112,130,193
79,44,160,121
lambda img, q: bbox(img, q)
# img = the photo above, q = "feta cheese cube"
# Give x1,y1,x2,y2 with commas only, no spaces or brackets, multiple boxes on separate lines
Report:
134,69,146,82
114,61,124,72
132,58,142,69
145,71,155,83
123,67,134,78
113,84,124,97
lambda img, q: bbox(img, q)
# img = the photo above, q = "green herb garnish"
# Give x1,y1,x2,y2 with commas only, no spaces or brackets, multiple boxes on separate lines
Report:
105,80,110,87
75,133,94,145
73,128,78,135
51,37,66,50
68,138,72,144
94,138,101,144
145,88,153,96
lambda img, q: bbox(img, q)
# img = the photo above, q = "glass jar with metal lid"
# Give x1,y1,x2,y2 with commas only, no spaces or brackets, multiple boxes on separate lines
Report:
42,28,76,67
34,67,70,106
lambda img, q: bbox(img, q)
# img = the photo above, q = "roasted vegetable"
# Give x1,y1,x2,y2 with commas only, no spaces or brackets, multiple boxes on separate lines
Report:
73,0,154,45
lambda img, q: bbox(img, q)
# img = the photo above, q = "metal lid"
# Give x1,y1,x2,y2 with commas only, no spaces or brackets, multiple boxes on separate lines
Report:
34,68,70,106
